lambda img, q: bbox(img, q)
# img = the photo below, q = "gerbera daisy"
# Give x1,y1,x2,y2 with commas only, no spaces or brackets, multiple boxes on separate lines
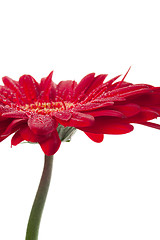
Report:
1,69,160,240
0,68,160,156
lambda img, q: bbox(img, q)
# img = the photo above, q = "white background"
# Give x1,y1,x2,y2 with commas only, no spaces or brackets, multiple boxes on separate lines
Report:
0,0,160,239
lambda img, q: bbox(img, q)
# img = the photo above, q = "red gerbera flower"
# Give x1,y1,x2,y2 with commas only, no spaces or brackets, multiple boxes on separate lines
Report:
0,69,160,156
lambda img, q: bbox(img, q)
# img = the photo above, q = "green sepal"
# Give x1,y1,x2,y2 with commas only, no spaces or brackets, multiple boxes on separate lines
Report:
57,125,76,142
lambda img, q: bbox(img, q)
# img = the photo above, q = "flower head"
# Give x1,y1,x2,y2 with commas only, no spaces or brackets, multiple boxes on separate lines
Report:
0,69,160,155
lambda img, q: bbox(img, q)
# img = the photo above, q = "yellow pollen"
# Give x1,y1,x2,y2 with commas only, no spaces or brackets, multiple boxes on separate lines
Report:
19,101,74,115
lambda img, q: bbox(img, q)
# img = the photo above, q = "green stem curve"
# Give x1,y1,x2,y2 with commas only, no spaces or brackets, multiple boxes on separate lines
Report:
25,154,54,240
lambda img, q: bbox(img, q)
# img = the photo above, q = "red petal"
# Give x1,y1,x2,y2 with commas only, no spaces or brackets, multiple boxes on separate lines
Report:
2,119,26,136
39,71,53,101
0,86,17,104
110,81,132,90
2,76,23,102
84,132,104,143
62,112,95,128
12,126,61,155
0,93,13,105
150,106,160,114
79,117,134,134
16,125,48,143
17,126,39,142
104,75,122,87
28,114,57,135
40,131,61,156
140,121,160,130
121,88,151,98
0,135,9,142
105,84,151,98
11,131,24,146
74,101,114,112
85,74,107,94
85,109,125,118
52,110,72,121
2,111,28,119
129,108,159,123
113,104,141,117
49,82,57,101
0,118,13,134
19,75,40,103
56,80,77,101
113,66,131,89
11,122,52,145
86,75,121,102
74,73,95,101
12,125,52,144
128,92,160,106
0,119,13,141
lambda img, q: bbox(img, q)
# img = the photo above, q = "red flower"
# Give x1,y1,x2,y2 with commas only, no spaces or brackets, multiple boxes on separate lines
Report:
0,69,160,156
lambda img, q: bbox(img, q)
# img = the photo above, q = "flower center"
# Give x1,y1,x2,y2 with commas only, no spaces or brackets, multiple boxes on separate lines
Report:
17,101,75,115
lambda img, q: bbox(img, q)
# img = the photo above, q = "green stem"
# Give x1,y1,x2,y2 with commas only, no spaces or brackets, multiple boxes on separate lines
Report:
25,154,54,240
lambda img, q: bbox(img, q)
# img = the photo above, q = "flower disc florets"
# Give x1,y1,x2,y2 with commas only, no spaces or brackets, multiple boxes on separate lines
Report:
19,101,75,115
0,69,160,155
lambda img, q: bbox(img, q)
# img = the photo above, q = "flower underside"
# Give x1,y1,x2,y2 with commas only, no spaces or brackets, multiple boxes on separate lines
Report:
0,69,160,155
